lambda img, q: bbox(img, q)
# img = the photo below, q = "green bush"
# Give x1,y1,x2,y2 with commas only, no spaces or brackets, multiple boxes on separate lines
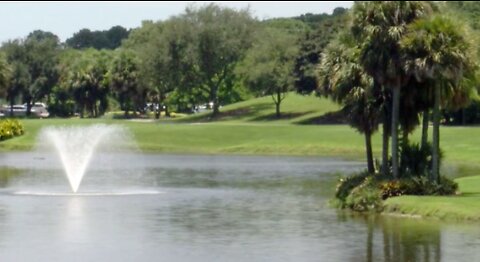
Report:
405,176,458,196
0,119,24,141
335,170,370,201
345,177,383,212
400,142,443,178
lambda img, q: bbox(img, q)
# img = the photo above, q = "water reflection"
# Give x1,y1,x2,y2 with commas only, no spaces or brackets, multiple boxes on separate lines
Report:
352,215,441,262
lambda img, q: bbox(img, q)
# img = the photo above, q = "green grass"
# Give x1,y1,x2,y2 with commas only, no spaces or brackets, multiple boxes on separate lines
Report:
2,118,367,158
6,118,480,174
177,92,341,124
384,176,480,220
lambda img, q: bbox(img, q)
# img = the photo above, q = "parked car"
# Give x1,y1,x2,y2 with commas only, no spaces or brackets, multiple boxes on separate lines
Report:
0,105,27,117
0,103,49,118
29,103,50,118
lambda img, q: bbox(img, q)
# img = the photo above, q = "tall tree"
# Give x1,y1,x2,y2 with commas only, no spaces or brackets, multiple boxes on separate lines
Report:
60,49,111,118
351,1,432,178
402,15,477,181
109,50,143,118
181,4,256,117
2,31,60,116
294,8,349,94
236,27,298,118
0,53,11,105
24,30,60,115
318,34,381,174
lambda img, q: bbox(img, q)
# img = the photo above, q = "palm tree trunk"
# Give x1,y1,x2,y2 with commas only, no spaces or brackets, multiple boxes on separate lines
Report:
421,110,429,150
382,111,389,176
365,131,374,174
432,84,441,182
391,84,400,179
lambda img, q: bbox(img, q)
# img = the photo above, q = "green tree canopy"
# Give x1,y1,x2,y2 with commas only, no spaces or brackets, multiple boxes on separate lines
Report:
237,27,298,118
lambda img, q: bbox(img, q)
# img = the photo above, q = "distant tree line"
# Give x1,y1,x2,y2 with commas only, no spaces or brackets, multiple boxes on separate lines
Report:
66,26,130,50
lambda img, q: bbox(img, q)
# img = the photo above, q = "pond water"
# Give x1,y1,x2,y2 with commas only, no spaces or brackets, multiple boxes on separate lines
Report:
0,153,478,261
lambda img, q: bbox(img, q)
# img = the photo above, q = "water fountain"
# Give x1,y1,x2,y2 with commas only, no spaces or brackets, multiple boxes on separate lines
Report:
38,124,134,193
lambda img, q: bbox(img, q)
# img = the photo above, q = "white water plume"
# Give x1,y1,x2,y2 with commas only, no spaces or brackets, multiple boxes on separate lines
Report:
38,124,132,193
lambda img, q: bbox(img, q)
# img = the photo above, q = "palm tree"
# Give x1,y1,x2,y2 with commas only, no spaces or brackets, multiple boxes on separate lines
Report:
318,34,381,174
402,15,477,181
0,54,10,94
110,50,141,118
351,1,432,178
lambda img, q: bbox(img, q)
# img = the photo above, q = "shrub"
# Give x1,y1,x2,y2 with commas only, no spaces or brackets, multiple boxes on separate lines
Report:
378,180,407,200
0,119,24,141
345,177,383,212
400,142,443,178
335,170,370,201
378,176,458,199
406,176,458,196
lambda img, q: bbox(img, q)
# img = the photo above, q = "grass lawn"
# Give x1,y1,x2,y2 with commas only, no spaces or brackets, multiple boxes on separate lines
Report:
4,118,480,175
177,92,341,124
384,175,480,220
2,118,368,158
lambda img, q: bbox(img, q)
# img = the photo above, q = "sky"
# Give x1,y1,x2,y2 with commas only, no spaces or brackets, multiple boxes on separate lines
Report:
0,1,353,43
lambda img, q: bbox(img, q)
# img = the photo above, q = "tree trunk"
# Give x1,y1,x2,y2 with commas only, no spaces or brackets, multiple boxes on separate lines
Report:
211,85,219,118
365,131,374,174
382,111,390,176
275,102,281,118
276,90,283,118
26,100,32,117
421,110,429,150
9,98,14,117
391,84,400,179
432,84,441,182
80,104,84,119
165,105,170,117
212,100,219,117
154,95,160,119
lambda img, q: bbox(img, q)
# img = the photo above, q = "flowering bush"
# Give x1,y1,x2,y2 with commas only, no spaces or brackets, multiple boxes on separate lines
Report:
0,119,24,141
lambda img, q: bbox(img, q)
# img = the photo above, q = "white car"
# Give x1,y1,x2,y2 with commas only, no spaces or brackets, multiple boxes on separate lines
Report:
1,105,27,117
0,103,49,118
29,103,50,118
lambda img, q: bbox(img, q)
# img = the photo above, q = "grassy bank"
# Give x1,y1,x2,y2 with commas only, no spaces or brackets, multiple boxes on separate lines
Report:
384,175,480,220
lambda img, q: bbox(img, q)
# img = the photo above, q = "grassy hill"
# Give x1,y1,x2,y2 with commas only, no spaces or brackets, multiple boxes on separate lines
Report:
177,92,343,124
